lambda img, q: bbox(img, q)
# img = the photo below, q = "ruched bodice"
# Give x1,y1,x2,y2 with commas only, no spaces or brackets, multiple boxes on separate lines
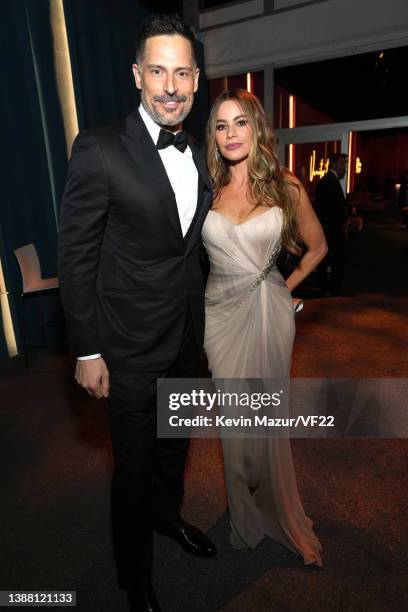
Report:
204,207,281,283
204,208,283,311
203,207,296,379
202,205,323,566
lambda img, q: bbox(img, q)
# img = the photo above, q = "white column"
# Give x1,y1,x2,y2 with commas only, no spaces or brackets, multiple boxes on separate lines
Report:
340,132,349,194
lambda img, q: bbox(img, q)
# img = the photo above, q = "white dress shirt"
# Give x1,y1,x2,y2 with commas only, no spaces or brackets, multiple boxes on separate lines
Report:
78,104,199,361
139,103,198,236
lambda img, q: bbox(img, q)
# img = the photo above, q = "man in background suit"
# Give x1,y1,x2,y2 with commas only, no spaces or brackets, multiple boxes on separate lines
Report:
58,14,215,612
315,153,352,296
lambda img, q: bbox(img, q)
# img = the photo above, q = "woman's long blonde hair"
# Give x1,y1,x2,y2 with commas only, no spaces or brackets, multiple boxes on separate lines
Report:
207,88,301,255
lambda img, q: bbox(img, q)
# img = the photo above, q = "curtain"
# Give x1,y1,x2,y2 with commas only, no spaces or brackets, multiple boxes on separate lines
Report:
0,0,208,359
0,0,67,353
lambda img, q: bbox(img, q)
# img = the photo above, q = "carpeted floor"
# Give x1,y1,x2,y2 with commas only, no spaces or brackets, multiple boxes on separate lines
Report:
0,209,407,611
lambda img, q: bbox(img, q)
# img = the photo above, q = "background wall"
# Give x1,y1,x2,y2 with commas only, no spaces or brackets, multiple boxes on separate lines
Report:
200,0,408,76
356,130,408,195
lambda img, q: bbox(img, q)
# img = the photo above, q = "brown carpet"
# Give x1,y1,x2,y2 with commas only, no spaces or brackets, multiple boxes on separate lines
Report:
0,209,407,611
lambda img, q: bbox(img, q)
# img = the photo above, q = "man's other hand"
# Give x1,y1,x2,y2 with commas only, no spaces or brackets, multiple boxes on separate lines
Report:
75,357,110,399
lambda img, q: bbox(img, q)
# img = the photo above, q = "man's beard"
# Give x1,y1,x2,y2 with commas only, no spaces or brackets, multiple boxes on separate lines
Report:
141,90,192,127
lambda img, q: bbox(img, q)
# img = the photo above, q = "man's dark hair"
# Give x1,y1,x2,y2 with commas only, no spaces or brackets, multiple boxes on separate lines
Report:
329,153,347,166
135,14,197,65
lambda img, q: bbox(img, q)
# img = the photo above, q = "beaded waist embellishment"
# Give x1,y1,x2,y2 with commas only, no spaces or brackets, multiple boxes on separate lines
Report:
240,242,282,305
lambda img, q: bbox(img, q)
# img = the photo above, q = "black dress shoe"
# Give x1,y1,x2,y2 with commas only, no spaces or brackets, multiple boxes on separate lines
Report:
154,519,217,558
127,582,161,612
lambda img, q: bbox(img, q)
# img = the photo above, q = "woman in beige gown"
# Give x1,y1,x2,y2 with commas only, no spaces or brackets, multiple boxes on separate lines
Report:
202,89,327,567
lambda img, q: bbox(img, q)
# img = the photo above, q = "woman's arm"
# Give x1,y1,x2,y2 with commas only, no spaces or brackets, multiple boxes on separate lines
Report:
284,175,328,293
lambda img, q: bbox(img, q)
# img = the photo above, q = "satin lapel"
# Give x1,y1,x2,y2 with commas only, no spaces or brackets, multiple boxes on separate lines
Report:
185,137,213,253
185,189,212,255
186,183,212,253
120,110,184,242
188,137,212,192
184,177,203,245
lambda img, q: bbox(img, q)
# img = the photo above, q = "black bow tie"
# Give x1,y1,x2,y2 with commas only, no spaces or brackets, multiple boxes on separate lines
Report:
157,129,188,153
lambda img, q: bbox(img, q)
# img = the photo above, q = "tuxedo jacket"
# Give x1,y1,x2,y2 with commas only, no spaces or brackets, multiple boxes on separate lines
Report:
314,171,348,241
58,109,212,372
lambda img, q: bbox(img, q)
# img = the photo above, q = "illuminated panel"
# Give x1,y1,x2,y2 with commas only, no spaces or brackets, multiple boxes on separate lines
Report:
288,95,296,172
289,95,296,128
0,258,18,358
288,145,294,172
50,0,78,156
347,131,353,193
246,72,252,93
309,150,329,182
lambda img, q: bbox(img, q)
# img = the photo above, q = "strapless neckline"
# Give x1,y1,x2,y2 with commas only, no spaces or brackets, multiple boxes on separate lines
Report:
208,207,278,227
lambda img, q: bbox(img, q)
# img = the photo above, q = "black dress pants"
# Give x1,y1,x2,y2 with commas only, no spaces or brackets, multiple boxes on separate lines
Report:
107,310,200,590
317,230,345,294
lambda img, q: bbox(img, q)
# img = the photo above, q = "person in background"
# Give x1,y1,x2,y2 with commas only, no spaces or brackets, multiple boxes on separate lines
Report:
398,169,408,207
383,169,395,202
398,170,408,229
315,153,353,297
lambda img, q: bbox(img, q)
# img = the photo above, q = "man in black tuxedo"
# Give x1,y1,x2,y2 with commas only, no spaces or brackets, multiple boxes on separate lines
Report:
58,14,215,611
315,153,351,296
